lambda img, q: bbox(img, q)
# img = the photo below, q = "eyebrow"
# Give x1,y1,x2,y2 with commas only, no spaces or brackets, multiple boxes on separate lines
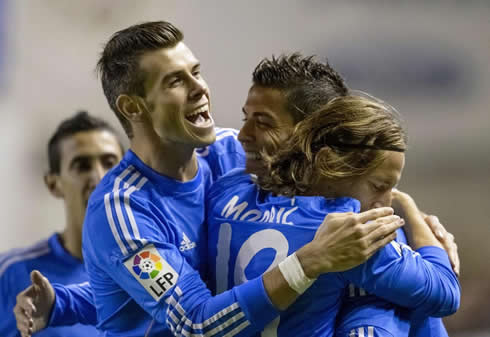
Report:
162,62,201,84
241,108,273,119
68,153,118,169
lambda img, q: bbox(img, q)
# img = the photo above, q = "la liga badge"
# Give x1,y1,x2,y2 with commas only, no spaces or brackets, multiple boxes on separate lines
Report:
124,244,179,301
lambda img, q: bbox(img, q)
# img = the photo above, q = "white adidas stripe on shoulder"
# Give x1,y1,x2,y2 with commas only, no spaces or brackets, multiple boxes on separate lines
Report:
215,128,239,141
215,127,239,135
104,166,148,256
0,241,51,277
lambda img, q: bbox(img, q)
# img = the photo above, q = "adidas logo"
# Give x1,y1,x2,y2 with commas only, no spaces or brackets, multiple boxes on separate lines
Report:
179,232,196,252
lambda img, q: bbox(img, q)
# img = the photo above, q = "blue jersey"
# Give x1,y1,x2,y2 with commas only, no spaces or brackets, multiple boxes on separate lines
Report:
76,130,281,336
0,234,99,336
49,128,248,333
206,169,460,337
336,229,450,337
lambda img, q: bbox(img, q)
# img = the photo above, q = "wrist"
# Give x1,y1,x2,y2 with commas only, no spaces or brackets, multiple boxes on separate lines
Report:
296,244,327,279
278,253,316,295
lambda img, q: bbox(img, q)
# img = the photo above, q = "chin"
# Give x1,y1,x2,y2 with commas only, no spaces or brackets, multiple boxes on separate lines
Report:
191,131,216,148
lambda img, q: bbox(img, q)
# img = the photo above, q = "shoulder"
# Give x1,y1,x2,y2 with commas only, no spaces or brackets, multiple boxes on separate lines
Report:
210,168,251,194
197,127,243,157
0,238,51,282
207,168,255,208
90,164,153,210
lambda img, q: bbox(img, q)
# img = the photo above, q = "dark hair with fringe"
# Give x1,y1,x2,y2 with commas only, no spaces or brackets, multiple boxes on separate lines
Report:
252,53,349,122
47,111,122,173
97,21,183,138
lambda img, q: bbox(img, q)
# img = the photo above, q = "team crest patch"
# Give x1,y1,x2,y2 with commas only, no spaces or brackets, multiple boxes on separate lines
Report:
124,244,179,301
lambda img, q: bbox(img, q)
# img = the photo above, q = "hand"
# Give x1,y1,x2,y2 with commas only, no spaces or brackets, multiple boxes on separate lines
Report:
14,270,55,337
425,215,460,277
298,207,404,278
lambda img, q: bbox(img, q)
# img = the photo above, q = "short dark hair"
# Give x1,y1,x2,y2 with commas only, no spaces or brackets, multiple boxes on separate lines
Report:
96,21,184,138
47,111,122,173
252,53,349,122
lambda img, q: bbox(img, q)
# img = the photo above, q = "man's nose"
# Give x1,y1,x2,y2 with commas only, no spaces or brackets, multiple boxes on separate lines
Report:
88,163,106,188
238,120,254,144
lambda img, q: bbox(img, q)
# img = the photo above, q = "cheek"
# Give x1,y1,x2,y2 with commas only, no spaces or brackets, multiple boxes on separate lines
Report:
262,129,290,153
154,107,186,136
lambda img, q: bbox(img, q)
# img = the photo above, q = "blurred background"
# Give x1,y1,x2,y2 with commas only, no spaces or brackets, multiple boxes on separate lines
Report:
0,0,488,335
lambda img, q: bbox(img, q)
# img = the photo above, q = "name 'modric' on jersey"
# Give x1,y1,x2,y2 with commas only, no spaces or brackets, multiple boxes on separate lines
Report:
220,194,298,225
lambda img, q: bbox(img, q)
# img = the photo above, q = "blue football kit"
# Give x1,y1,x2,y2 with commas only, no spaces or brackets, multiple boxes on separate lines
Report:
76,129,282,336
336,229,451,337
0,234,99,336
46,129,457,336
206,169,460,337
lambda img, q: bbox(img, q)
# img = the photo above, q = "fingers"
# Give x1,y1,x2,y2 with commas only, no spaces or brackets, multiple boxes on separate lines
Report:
356,207,394,224
364,216,405,244
362,215,403,235
365,230,399,257
14,303,34,337
31,270,49,291
425,215,460,277
425,215,445,240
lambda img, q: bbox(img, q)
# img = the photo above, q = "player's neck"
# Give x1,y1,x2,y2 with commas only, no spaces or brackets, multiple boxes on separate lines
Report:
58,226,83,260
130,135,198,182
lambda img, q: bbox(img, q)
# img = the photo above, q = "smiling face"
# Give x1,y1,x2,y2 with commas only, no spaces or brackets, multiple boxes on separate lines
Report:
326,151,405,211
139,42,215,147
238,85,296,175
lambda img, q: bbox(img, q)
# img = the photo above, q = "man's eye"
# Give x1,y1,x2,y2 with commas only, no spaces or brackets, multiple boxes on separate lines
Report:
103,158,117,169
75,162,91,172
169,78,182,87
256,120,271,128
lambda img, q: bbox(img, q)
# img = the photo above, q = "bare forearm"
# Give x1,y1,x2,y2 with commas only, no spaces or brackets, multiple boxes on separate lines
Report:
262,267,299,311
397,196,443,249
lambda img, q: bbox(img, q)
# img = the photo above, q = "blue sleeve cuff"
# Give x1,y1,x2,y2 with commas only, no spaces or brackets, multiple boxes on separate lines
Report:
48,284,70,326
416,246,452,270
234,276,279,331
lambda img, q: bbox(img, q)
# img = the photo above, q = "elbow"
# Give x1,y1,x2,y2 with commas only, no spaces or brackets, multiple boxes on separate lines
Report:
428,280,461,317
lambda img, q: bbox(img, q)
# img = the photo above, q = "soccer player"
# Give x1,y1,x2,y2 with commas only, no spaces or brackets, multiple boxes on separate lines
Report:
231,55,459,337
207,94,460,336
0,111,124,336
15,46,458,335
14,21,403,337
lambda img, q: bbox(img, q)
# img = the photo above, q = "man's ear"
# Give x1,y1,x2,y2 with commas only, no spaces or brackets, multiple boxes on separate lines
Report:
44,173,64,199
116,94,146,123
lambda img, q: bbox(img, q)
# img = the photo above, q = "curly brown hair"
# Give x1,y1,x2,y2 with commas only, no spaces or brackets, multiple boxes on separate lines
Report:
257,95,407,196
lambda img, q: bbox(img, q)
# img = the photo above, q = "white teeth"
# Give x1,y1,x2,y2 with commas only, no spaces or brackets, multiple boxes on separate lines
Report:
187,105,208,118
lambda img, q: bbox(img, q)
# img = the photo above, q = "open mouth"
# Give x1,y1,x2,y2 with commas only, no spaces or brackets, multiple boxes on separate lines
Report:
185,105,212,127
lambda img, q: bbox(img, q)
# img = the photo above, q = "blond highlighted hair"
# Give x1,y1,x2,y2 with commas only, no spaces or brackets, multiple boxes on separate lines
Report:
257,95,407,196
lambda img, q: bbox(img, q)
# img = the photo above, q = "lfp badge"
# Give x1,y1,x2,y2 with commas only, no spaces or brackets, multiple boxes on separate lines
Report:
132,250,163,279
124,244,179,301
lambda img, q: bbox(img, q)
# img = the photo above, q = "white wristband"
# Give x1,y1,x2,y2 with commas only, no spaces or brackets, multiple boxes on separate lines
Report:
278,253,316,295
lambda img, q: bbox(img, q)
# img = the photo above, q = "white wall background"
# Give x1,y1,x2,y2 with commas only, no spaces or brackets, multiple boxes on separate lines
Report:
1,0,489,334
